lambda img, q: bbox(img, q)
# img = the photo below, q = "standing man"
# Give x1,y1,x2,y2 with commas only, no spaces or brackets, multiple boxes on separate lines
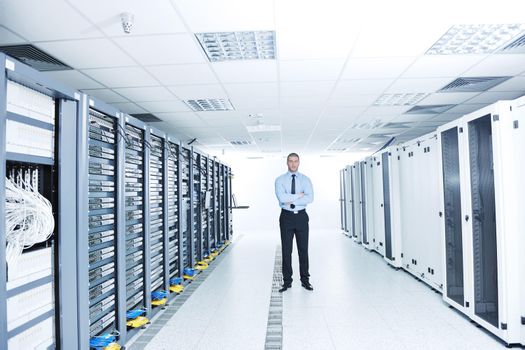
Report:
274,153,314,292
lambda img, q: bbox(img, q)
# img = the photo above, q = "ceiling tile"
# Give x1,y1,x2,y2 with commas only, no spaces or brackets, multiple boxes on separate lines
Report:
154,112,205,128
276,0,358,60
401,55,487,78
230,96,279,110
109,102,147,114
224,83,279,99
351,20,449,57
36,39,135,69
443,103,489,115
0,25,25,44
419,92,480,105
68,0,187,36
82,88,129,103
41,70,104,89
82,67,158,87
280,81,335,96
115,34,206,65
147,64,218,85
335,79,394,95
463,54,525,76
280,59,345,81
138,100,192,113
113,86,174,102
488,76,525,92
175,0,275,32
328,94,379,107
463,91,525,105
280,95,328,110
213,61,277,83
0,0,104,41
386,77,454,93
168,84,227,100
342,57,416,80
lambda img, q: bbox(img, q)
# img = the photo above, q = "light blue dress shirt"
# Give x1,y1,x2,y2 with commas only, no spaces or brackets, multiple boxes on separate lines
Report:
275,171,314,212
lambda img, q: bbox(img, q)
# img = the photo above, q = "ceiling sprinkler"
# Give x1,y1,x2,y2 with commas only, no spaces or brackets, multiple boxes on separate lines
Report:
121,12,135,34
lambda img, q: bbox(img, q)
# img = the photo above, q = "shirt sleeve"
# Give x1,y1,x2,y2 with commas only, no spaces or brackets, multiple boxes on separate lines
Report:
275,176,299,204
292,176,314,205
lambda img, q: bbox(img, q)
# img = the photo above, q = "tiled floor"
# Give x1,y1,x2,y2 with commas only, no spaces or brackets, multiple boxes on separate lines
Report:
140,228,507,350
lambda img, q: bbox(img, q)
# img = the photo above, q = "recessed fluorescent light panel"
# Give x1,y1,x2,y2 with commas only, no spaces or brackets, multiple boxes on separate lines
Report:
184,99,234,112
373,93,428,106
426,24,525,55
196,31,276,62
230,140,252,145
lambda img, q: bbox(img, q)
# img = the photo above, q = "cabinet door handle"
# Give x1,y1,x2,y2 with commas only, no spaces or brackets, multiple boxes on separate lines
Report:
465,215,469,222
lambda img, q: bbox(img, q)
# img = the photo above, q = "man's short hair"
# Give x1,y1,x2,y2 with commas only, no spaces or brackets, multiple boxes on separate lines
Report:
287,152,300,161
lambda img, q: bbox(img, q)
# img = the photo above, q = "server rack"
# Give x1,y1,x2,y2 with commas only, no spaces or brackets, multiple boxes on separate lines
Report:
362,157,375,250
1,53,79,349
339,169,346,231
225,165,233,241
213,159,220,245
398,134,442,289
437,100,525,345
200,154,211,257
78,97,125,350
166,137,182,281
191,149,203,262
351,162,362,243
122,116,149,336
148,130,168,299
343,165,353,237
180,147,193,269
371,156,385,255
220,163,228,243
359,161,369,247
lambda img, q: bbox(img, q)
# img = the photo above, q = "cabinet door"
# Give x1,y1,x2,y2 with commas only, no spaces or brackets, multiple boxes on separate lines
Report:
382,152,393,260
441,126,465,307
467,114,499,328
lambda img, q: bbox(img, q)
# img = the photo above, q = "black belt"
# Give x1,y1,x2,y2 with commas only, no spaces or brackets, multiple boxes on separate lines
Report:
281,209,305,215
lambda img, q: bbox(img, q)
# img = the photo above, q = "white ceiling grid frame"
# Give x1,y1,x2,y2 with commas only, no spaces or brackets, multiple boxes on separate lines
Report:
419,91,480,105
114,34,207,65
35,38,137,69
386,77,455,93
81,88,129,103
0,0,105,41
66,0,235,147
401,55,488,78
0,25,26,44
462,54,525,76
66,0,188,36
168,84,229,100
80,66,159,87
113,86,175,102
41,70,104,89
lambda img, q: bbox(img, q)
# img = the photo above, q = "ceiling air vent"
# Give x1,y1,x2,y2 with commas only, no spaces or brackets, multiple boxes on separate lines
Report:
196,31,276,62
0,44,72,71
184,99,234,112
326,148,347,152
130,113,162,122
405,105,455,115
499,34,525,53
230,140,252,146
382,122,414,129
439,77,511,92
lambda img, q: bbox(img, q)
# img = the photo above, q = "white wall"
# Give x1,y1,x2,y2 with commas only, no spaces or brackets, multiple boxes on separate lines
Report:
219,153,367,231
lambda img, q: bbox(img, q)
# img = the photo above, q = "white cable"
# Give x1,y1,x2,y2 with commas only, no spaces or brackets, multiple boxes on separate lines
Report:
5,175,55,267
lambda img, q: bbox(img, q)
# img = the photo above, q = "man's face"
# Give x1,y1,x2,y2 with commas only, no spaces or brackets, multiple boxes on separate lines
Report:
287,156,300,173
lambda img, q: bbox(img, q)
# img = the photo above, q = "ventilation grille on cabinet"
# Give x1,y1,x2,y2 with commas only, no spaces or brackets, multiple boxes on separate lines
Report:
0,44,72,71
439,77,511,92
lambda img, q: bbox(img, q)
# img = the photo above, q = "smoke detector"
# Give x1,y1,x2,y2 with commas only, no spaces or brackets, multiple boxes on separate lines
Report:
121,12,135,34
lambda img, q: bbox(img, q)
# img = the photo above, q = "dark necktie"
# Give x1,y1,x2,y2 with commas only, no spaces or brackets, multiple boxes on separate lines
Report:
291,174,296,209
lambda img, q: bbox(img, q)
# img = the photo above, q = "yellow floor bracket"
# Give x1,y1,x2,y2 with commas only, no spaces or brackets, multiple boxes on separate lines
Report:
104,343,121,350
183,275,194,280
126,316,149,328
151,298,167,306
169,284,184,293
195,261,209,270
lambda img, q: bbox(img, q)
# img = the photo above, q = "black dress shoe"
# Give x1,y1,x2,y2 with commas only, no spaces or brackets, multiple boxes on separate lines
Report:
301,282,314,291
279,284,291,293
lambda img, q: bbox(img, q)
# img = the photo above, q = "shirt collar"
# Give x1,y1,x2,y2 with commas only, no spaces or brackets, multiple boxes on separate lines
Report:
287,171,298,177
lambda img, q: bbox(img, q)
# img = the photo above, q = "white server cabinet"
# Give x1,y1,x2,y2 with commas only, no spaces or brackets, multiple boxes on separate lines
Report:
370,155,385,255
344,165,353,237
362,157,375,250
438,99,525,346
351,162,362,243
381,148,402,268
339,169,346,231
398,134,442,289
359,160,370,248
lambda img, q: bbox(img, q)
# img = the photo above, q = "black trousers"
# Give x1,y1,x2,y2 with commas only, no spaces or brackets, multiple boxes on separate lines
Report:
279,209,309,284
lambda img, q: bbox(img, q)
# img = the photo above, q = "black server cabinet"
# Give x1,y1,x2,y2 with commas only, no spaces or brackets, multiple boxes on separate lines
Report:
167,140,182,281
